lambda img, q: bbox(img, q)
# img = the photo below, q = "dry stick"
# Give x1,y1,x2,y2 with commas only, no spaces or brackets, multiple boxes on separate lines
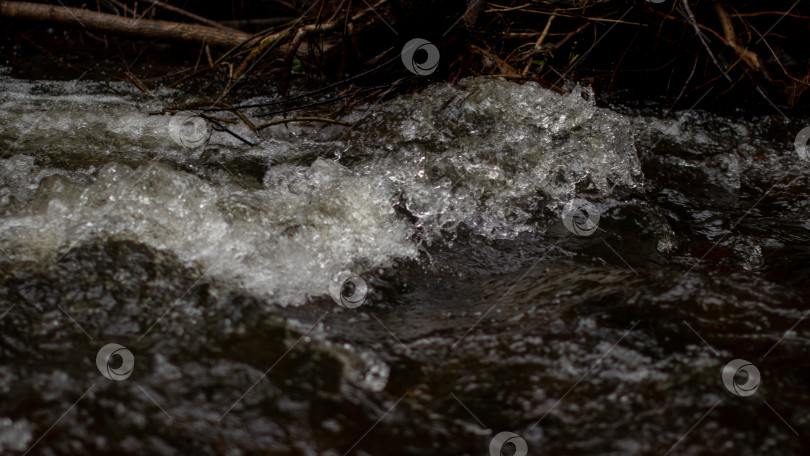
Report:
718,67,749,96
126,71,150,93
0,1,252,48
484,5,641,25
256,117,352,131
324,0,348,25
202,115,257,146
279,19,342,95
680,0,732,82
734,10,809,19
206,58,400,114
165,64,213,88
713,2,762,72
222,17,297,28
667,54,700,115
105,0,135,17
255,90,367,118
144,0,240,32
461,0,486,29
215,26,283,66
232,17,343,82
168,99,258,132
346,21,362,63
754,29,810,88
231,28,292,80
205,44,214,67
329,88,363,119
523,11,556,75
154,109,236,125
150,26,269,86
660,10,754,58
166,26,274,88
472,45,519,75
553,22,590,51
531,20,590,85
352,0,389,23
232,2,381,82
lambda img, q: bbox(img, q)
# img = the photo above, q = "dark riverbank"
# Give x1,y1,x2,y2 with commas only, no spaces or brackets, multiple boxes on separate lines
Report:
1,0,807,116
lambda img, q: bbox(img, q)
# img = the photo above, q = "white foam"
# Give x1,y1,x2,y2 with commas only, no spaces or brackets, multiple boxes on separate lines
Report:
0,76,644,305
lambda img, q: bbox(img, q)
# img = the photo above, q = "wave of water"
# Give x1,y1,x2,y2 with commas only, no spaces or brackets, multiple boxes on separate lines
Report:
0,77,642,305
1,75,808,456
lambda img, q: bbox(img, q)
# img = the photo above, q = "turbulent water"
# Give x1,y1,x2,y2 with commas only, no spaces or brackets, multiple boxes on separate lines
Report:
0,75,808,455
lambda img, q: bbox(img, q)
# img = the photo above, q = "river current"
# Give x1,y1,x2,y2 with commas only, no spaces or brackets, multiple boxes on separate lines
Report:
0,75,808,455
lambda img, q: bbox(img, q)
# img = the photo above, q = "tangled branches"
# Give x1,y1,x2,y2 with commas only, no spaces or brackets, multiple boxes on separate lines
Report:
5,0,807,122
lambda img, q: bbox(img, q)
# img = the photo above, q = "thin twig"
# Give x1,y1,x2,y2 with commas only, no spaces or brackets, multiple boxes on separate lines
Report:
201,115,258,146
713,2,761,72
256,116,352,131
523,11,556,75
681,0,732,82
145,0,239,32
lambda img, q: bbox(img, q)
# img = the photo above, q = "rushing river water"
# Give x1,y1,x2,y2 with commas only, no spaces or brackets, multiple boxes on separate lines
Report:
0,75,808,455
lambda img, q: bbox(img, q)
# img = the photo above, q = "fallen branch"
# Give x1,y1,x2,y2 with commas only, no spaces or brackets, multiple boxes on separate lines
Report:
256,116,352,131
681,0,732,82
523,11,556,75
472,45,519,75
277,19,342,94
0,1,253,48
144,0,241,33
230,28,291,80
713,2,762,72
461,0,486,29
231,15,345,82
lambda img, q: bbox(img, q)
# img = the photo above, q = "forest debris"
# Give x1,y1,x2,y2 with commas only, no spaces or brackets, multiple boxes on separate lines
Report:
681,0,732,82
523,11,556,75
6,0,805,110
713,2,762,72
0,1,253,48
461,0,486,29
256,116,352,131
472,45,519,75
143,0,240,32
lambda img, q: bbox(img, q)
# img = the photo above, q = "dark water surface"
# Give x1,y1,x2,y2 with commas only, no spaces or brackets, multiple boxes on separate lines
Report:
0,76,808,455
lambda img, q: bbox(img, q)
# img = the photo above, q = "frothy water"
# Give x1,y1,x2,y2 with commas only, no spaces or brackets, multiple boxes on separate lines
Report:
347,78,643,240
0,77,642,304
1,75,808,456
